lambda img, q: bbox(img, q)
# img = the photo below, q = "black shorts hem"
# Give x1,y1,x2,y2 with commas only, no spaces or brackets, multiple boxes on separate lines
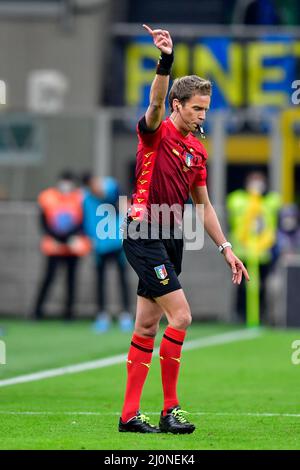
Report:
137,285,182,300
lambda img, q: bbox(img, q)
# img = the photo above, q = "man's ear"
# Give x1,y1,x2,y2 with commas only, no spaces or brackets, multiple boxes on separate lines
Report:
173,99,181,111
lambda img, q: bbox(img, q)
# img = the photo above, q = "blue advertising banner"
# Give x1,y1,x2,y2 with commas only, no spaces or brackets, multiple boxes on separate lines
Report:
107,34,300,110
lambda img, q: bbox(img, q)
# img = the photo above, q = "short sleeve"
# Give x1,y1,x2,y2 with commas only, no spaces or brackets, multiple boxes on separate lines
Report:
192,164,207,187
136,116,164,148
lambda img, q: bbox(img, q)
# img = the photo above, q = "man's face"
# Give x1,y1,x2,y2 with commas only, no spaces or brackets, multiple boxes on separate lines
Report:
246,173,267,195
90,176,105,197
57,179,75,194
177,94,211,133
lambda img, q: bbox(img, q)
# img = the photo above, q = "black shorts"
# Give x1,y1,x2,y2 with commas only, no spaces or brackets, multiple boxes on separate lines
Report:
123,223,183,300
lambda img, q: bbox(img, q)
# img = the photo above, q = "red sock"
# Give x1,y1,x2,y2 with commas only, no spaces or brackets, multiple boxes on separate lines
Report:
121,333,154,423
159,325,186,415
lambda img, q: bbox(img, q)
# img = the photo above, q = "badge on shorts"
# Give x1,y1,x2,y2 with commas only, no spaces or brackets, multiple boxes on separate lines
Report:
154,264,168,280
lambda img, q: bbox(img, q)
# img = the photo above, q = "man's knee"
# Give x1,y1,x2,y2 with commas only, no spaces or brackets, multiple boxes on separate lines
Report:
169,306,192,330
135,321,159,338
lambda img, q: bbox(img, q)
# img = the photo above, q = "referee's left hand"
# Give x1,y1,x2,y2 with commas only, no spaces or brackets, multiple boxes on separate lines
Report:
143,24,173,55
223,249,250,285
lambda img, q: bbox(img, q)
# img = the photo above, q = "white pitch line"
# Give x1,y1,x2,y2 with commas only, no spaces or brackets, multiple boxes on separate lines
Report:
0,328,261,388
0,411,299,419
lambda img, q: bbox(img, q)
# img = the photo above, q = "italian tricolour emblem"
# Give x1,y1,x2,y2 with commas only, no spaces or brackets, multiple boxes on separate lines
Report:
185,153,193,167
154,264,168,280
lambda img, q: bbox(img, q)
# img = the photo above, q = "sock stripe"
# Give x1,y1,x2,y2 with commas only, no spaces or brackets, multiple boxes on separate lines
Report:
163,334,183,346
130,341,153,353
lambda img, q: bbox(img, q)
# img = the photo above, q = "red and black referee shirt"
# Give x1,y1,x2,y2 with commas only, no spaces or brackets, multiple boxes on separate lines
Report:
129,116,208,225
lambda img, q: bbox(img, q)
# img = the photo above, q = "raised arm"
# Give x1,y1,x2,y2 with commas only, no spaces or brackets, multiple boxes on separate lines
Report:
143,24,173,131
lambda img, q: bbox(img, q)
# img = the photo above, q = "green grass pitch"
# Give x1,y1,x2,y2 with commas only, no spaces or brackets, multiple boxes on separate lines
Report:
0,319,300,450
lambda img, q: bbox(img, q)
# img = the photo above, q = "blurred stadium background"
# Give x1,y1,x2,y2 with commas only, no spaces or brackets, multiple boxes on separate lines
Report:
0,0,299,323
0,0,300,452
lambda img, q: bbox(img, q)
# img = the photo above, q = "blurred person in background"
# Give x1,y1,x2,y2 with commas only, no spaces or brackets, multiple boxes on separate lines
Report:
82,174,132,333
274,204,300,258
227,171,281,323
33,171,91,321
119,24,249,435
232,0,300,26
275,0,300,25
266,204,300,324
232,0,281,25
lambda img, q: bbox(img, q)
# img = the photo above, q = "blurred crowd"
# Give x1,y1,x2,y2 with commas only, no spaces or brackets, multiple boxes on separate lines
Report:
33,170,133,333
32,168,300,328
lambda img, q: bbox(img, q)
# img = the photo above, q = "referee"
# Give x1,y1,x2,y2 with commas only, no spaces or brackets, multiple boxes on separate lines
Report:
119,25,250,434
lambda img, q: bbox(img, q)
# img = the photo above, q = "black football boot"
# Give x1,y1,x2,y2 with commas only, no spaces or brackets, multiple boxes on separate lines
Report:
159,406,195,434
119,412,161,433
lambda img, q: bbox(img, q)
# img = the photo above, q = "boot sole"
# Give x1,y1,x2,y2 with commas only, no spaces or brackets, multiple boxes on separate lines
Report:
119,429,161,433
159,427,195,434
119,425,161,433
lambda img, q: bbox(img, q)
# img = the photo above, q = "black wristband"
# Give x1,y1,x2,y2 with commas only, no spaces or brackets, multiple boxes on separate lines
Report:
156,50,174,75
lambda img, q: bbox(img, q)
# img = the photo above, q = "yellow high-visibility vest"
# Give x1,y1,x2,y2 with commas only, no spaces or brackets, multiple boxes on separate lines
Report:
226,190,281,263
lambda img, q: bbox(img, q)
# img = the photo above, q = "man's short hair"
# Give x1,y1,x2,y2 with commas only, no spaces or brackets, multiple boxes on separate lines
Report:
168,75,212,111
58,170,76,182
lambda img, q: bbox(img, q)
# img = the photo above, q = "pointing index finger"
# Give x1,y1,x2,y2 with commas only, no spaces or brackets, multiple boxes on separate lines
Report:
243,265,250,281
143,24,153,35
